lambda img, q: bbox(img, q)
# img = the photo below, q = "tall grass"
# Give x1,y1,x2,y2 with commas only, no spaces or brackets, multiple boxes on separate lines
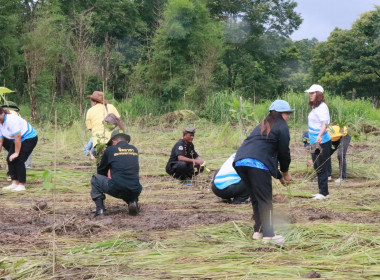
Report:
15,90,380,131
198,90,234,123
114,94,164,120
283,91,380,127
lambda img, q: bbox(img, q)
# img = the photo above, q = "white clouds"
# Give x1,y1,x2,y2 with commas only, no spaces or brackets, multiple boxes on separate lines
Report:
290,0,379,41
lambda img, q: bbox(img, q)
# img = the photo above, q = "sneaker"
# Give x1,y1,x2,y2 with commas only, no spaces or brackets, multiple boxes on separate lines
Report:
7,175,11,182
262,235,285,246
335,178,345,183
312,193,328,200
12,185,26,192
328,176,332,181
2,183,17,191
128,201,140,216
252,232,263,240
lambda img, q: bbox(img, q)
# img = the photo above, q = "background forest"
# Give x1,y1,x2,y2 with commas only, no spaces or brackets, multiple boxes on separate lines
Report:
0,0,379,123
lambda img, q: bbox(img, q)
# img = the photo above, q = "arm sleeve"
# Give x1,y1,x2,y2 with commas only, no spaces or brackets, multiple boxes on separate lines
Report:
318,104,330,123
173,143,186,157
5,115,22,135
277,123,291,174
193,150,199,159
85,111,92,130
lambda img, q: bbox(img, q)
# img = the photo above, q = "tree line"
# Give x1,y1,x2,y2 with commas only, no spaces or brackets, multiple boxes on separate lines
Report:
0,0,379,121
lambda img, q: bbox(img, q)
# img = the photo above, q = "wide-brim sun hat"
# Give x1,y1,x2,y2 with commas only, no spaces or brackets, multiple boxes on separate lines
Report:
107,129,131,146
87,91,108,104
1,100,20,112
269,100,295,113
305,84,324,93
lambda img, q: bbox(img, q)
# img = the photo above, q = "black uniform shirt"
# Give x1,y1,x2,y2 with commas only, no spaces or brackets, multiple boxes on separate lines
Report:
97,141,142,192
167,139,199,163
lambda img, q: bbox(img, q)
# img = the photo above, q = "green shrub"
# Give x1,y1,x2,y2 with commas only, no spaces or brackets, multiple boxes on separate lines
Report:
198,90,234,123
115,94,164,120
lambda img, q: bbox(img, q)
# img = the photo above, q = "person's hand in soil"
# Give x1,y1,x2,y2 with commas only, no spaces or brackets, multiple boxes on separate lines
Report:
307,159,313,166
280,172,291,185
283,171,292,183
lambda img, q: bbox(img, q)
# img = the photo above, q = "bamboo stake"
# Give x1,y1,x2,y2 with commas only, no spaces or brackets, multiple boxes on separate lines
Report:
52,110,57,275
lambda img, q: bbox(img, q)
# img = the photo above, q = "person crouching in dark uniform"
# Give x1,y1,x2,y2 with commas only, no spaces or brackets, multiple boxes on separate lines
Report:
166,127,204,180
90,129,142,216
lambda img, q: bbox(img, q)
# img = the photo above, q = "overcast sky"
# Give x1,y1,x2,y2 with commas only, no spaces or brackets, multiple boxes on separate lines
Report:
290,0,379,42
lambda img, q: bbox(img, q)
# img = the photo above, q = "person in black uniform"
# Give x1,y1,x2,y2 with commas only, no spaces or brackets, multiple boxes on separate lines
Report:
166,127,204,180
90,129,143,217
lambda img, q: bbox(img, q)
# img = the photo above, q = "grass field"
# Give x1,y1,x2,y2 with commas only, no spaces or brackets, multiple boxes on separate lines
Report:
0,120,379,279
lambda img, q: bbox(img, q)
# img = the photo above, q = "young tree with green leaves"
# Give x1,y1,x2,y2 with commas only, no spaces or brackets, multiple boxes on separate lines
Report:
209,0,302,100
148,0,224,104
310,6,380,102
23,0,67,120
0,0,24,90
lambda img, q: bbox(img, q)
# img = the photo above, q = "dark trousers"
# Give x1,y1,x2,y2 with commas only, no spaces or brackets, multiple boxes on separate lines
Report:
211,181,250,202
312,141,331,196
90,174,141,203
327,135,351,179
211,168,250,202
234,166,274,237
5,136,38,183
166,161,200,179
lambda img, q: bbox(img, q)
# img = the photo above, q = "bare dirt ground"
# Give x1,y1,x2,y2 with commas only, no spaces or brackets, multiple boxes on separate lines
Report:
1,173,378,253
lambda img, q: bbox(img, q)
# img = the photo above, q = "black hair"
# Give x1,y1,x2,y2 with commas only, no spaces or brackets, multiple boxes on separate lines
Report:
260,111,284,136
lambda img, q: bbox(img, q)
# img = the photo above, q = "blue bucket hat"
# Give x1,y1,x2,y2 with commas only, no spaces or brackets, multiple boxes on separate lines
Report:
269,100,295,113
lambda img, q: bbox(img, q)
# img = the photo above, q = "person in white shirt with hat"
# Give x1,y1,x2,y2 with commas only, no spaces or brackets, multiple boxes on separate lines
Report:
305,84,331,200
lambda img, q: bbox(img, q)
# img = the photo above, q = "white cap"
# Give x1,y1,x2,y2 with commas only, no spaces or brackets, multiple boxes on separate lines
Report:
305,84,324,93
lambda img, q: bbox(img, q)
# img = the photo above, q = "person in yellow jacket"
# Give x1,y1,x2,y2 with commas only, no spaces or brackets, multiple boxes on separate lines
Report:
327,125,351,183
85,91,124,157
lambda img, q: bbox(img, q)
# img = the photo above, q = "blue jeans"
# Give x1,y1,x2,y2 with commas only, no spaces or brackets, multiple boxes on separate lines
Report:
83,138,95,156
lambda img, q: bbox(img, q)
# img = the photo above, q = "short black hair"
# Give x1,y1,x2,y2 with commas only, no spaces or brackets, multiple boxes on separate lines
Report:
113,135,130,143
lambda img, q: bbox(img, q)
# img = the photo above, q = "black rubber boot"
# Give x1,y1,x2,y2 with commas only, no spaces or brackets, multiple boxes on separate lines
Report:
94,198,105,217
128,201,140,216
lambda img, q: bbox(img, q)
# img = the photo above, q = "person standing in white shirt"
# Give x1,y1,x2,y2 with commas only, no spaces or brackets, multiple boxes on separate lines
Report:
305,84,331,200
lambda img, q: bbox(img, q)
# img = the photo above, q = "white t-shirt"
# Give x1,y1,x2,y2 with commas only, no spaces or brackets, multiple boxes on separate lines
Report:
0,114,37,141
308,102,331,144
213,153,241,190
